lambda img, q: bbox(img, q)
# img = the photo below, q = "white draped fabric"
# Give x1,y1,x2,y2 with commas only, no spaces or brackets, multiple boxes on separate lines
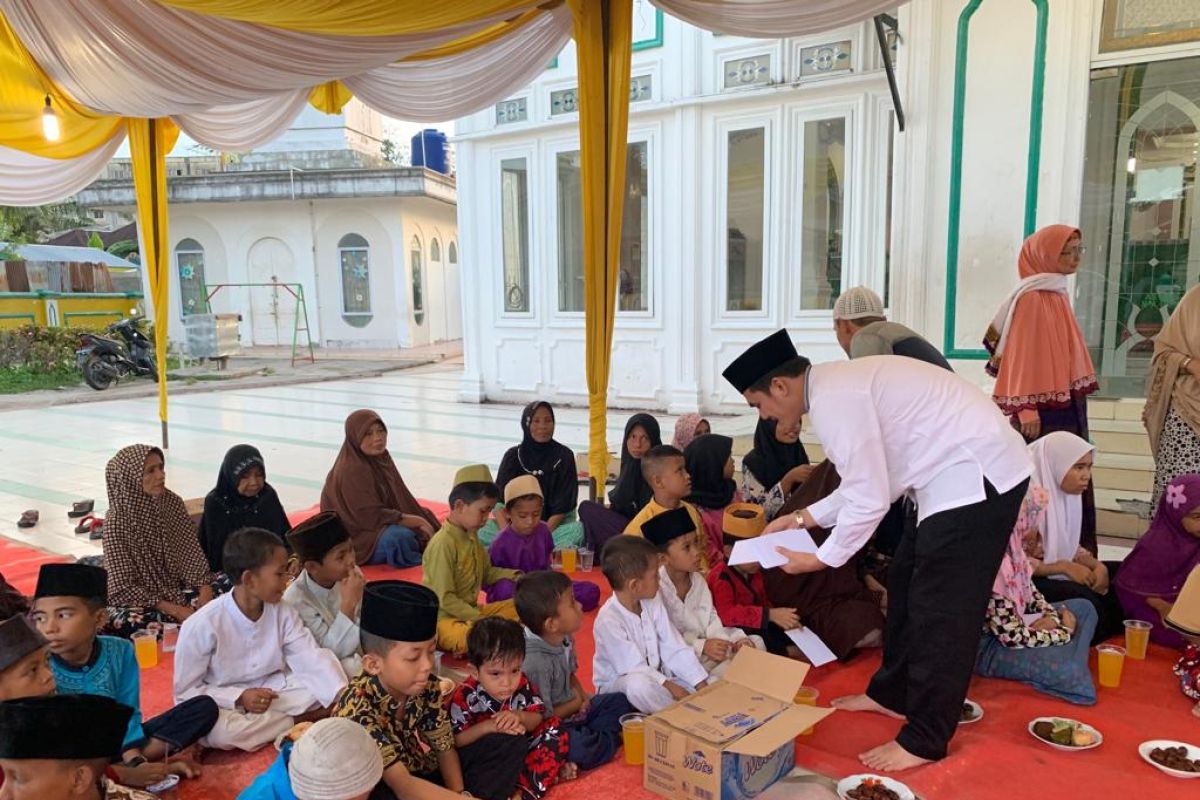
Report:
0,0,533,116
651,0,896,38
0,132,124,205
343,4,572,123
172,90,311,152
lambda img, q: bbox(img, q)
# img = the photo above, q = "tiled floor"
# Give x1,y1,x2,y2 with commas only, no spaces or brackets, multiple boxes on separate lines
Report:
0,362,755,560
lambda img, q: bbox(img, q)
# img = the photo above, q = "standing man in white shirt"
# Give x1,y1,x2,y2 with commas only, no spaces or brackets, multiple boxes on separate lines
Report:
723,330,1031,772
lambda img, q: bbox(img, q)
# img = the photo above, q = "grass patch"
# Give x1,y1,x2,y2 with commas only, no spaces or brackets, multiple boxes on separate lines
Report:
0,368,81,394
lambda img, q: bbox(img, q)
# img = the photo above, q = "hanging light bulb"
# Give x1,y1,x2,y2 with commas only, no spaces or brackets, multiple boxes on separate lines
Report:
42,95,60,142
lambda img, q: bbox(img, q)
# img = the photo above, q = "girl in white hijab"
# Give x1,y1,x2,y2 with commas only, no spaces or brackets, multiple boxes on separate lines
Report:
1024,432,1125,643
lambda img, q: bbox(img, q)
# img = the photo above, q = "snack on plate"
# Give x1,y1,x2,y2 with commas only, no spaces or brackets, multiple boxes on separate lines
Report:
847,777,900,800
1032,719,1094,747
438,677,456,699
1150,746,1200,773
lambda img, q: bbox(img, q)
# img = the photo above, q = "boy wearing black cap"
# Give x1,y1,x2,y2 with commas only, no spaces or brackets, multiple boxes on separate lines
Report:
31,563,217,785
335,580,520,800
282,511,365,678
647,508,763,679
0,694,156,800
723,328,1031,772
0,614,54,703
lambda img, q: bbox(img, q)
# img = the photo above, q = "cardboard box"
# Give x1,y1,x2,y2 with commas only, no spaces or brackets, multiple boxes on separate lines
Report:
644,648,832,800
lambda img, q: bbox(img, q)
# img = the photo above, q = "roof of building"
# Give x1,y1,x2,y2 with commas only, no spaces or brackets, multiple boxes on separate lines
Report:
47,223,137,249
2,243,140,270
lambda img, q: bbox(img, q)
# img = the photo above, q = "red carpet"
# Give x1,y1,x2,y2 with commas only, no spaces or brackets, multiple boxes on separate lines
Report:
6,528,1199,799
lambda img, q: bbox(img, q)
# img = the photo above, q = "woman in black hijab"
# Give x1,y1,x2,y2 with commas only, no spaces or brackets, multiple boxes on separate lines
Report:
685,433,739,566
198,444,290,572
578,413,661,551
493,401,583,548
740,419,812,521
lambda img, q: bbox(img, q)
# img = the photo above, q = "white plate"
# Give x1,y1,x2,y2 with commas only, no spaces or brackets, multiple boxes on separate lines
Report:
1027,717,1103,752
959,699,983,725
1138,739,1200,779
836,774,916,800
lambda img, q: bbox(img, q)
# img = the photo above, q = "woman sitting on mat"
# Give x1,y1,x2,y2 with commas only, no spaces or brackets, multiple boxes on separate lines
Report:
1114,474,1200,650
485,401,584,549
320,409,439,569
684,434,739,567
671,413,710,451
198,443,290,574
577,413,661,552
1023,432,1124,644
102,444,226,638
740,419,813,521
976,485,1097,705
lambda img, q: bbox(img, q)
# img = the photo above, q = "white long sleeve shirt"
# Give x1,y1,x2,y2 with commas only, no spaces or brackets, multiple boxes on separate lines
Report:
804,356,1032,568
657,567,748,658
282,570,363,679
592,595,709,693
173,592,347,715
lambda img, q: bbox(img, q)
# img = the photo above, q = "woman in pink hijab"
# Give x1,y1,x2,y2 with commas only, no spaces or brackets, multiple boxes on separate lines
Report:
671,413,710,451
984,224,1099,550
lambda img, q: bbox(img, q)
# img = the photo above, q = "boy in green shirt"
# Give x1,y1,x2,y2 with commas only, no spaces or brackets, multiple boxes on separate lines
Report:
422,465,521,654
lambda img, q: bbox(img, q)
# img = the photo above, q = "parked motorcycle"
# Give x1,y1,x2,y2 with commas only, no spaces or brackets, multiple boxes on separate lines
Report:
76,309,158,391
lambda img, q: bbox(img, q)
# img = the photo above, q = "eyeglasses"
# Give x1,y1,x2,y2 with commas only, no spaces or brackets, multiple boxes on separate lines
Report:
1062,246,1087,258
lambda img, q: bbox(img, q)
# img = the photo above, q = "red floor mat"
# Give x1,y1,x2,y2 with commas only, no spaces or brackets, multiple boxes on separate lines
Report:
9,524,1197,799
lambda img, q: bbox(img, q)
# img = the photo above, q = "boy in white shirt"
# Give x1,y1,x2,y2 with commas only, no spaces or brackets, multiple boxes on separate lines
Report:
282,512,365,678
648,508,763,679
592,535,709,713
174,528,347,751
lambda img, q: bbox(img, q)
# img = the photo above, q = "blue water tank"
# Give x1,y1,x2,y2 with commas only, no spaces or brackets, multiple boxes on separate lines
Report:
411,129,449,174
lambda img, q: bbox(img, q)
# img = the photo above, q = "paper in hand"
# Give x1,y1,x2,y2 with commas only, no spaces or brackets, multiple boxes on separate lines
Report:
727,529,819,570
786,627,837,667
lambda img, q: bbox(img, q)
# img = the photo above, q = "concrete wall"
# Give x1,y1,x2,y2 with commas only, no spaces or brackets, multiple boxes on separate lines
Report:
456,0,1168,412
163,196,458,350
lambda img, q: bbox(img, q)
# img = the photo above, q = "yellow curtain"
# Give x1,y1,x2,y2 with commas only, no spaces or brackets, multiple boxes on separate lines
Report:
127,118,180,446
308,81,353,114
568,0,633,489
0,11,122,158
153,0,541,36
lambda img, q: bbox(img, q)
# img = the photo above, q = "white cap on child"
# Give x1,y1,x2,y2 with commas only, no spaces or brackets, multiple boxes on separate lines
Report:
288,718,383,800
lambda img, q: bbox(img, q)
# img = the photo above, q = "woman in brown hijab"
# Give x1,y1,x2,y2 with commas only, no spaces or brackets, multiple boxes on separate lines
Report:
1144,284,1200,507
320,409,439,567
765,460,886,660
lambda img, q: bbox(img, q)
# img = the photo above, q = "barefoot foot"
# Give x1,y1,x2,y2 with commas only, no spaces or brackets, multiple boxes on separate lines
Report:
858,740,932,772
831,694,904,720
168,756,202,779
559,762,579,782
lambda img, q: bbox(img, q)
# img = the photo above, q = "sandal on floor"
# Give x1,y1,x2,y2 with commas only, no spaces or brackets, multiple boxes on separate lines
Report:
87,517,105,540
74,514,95,535
68,499,95,518
17,510,38,528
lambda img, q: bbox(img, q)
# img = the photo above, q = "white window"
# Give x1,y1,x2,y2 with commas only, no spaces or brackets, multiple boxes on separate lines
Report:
724,128,766,312
175,238,206,316
798,117,846,310
431,238,441,262
448,241,458,264
410,236,425,326
556,142,650,313
338,233,371,325
500,158,531,313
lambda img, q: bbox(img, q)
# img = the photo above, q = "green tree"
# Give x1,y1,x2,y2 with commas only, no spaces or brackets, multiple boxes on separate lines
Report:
0,202,92,245
380,138,402,165
107,239,138,260
87,231,105,250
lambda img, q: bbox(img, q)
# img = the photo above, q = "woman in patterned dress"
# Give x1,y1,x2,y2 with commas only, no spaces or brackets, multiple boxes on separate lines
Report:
1144,284,1200,508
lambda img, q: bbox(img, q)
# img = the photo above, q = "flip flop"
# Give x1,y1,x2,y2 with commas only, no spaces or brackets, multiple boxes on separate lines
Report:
87,517,105,540
68,499,95,518
74,514,95,535
17,510,38,528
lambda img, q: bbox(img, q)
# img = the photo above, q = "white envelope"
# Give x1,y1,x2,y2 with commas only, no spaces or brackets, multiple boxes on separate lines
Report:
727,529,820,570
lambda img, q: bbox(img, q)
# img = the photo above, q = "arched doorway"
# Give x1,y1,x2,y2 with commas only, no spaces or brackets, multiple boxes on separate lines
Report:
246,237,297,346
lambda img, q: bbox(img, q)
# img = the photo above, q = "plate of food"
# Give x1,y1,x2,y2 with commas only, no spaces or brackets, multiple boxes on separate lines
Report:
836,774,915,800
1028,717,1102,751
959,699,983,725
1139,740,1200,778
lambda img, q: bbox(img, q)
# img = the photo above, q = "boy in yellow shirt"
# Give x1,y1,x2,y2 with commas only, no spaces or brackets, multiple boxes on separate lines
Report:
624,445,708,570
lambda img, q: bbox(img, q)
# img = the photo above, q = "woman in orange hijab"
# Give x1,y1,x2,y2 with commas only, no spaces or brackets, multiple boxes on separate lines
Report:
984,224,1099,551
